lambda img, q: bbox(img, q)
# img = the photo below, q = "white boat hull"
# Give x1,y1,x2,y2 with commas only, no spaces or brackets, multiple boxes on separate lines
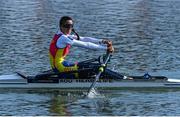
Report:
0,74,180,89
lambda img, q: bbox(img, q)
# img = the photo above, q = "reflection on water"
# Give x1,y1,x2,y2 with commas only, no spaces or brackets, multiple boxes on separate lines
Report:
51,89,180,116
64,89,180,116
49,93,72,116
1,0,180,115
0,89,180,116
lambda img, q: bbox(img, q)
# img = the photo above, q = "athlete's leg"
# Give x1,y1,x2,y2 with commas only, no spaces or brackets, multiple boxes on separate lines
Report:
54,61,78,78
54,60,101,78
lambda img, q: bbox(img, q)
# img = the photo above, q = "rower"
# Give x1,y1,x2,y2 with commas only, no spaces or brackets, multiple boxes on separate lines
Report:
49,16,114,78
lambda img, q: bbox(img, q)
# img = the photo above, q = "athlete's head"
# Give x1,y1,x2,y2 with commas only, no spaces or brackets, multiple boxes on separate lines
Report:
59,16,73,35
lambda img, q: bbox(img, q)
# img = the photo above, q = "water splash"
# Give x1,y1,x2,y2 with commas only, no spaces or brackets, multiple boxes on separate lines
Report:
87,88,104,98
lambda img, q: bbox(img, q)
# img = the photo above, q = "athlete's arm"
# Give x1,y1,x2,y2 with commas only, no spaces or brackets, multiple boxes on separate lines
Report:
68,35,103,44
72,39,107,50
56,35,107,51
79,36,103,44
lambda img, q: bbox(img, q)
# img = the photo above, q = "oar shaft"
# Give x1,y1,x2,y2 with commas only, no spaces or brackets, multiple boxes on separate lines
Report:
88,53,111,94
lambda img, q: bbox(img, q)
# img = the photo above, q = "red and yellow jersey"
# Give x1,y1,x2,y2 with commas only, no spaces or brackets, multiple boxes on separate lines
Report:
49,31,107,73
49,33,72,71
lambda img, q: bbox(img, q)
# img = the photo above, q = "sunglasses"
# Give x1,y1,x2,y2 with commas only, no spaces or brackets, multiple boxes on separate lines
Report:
63,24,73,29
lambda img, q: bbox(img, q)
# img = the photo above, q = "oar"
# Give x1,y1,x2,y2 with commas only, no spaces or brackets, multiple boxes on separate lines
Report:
87,53,111,96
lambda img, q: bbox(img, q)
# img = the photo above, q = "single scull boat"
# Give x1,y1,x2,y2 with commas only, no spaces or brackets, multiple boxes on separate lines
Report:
0,69,179,89
0,54,180,89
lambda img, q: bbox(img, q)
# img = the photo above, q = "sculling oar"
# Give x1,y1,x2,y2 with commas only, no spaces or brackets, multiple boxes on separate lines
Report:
87,52,111,96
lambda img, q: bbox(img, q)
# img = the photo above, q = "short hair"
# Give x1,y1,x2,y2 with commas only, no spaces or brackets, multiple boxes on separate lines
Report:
59,16,73,28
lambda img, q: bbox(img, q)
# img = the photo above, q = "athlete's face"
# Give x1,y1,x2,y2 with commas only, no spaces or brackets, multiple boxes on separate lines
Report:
61,20,73,35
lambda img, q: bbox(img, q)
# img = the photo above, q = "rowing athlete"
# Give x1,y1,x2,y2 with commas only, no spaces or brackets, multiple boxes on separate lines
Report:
49,16,114,78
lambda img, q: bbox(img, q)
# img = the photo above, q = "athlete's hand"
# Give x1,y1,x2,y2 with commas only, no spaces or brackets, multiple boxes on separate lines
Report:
102,39,114,53
102,39,112,45
107,43,114,53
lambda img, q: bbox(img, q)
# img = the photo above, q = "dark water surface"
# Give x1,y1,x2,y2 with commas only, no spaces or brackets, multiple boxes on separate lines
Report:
1,0,180,116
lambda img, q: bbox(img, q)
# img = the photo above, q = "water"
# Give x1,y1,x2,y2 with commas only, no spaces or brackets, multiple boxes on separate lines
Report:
1,0,180,115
